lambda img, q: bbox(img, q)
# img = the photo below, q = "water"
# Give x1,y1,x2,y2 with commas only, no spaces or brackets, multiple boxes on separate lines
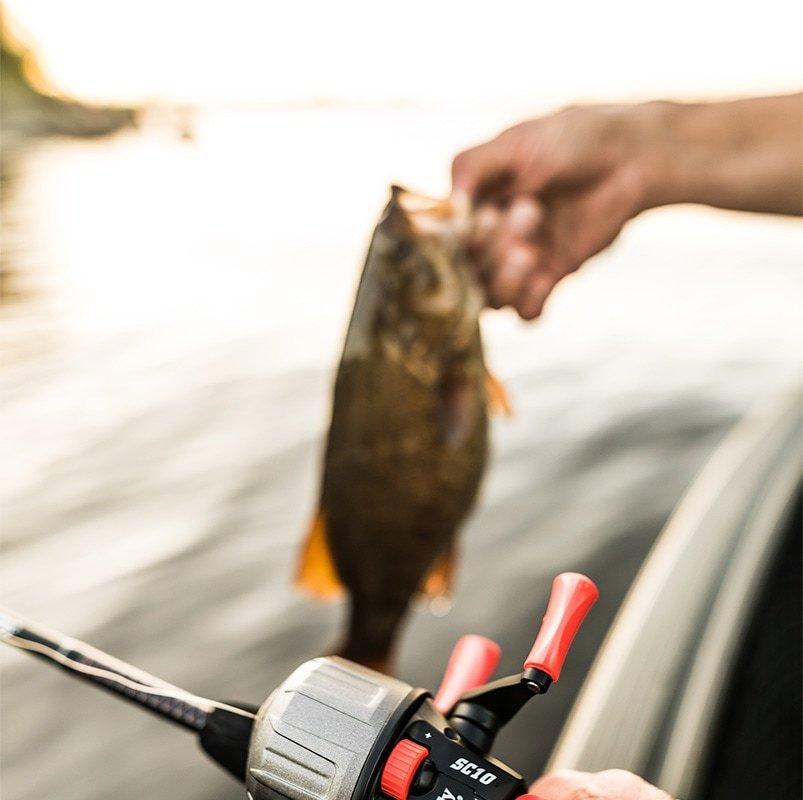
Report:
1,107,801,799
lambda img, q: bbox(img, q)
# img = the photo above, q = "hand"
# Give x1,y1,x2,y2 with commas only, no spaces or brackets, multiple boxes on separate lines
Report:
452,94,802,319
529,768,672,800
452,104,661,319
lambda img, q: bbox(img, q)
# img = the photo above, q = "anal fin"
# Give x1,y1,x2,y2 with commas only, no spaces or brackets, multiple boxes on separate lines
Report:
294,510,344,600
420,545,457,599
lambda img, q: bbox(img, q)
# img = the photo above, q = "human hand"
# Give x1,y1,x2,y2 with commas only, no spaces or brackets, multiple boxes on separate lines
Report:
452,94,802,319
528,768,672,800
452,103,665,319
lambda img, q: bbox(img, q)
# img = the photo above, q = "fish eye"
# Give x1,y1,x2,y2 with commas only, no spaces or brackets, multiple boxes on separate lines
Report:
392,239,413,260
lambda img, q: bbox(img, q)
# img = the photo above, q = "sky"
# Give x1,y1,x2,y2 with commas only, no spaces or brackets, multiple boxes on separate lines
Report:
5,0,802,107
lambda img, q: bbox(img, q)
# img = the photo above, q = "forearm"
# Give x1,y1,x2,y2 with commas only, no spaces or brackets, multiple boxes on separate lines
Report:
640,94,803,215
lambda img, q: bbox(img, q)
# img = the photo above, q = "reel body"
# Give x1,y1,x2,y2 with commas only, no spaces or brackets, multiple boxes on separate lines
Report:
246,657,526,800
247,657,418,800
247,573,599,800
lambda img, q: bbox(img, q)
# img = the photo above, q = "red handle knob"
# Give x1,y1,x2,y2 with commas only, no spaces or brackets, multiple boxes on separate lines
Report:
433,634,502,714
523,572,599,682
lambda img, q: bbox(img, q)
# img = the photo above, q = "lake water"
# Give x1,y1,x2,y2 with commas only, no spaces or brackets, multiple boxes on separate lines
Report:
1,107,801,799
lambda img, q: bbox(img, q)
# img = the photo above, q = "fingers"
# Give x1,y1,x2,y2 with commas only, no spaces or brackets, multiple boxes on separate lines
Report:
471,204,502,252
517,270,557,320
452,139,514,200
506,194,544,236
453,107,649,321
486,243,540,309
473,167,642,319
471,197,545,310
452,115,575,206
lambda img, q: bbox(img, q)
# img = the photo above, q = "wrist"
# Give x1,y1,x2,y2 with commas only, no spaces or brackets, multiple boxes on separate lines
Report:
629,100,696,210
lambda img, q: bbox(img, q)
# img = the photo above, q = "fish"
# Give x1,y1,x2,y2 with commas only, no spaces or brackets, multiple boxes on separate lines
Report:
295,186,511,672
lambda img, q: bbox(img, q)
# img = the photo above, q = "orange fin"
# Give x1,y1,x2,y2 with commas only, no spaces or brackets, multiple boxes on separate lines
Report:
294,510,344,600
420,546,458,599
485,369,513,417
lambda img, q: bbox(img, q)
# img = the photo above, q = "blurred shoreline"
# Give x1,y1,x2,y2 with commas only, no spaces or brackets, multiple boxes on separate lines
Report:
1,13,135,144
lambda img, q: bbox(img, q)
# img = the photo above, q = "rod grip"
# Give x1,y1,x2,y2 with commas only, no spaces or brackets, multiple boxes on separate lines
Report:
523,573,599,682
433,634,501,714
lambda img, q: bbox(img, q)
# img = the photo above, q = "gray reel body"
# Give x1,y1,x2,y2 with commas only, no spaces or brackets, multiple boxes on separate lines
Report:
247,657,417,800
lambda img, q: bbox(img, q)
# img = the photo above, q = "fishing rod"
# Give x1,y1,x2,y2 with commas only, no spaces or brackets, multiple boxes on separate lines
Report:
1,572,598,800
0,609,257,777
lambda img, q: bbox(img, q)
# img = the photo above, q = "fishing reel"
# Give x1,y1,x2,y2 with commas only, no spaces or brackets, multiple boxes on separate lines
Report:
244,572,598,800
1,572,598,800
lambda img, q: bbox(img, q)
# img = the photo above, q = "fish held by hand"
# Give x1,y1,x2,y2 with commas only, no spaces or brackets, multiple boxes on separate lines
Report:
295,186,511,673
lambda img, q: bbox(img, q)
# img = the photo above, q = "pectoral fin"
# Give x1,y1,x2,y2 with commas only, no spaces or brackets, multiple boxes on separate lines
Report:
485,369,513,417
420,545,457,598
438,375,475,447
294,510,344,599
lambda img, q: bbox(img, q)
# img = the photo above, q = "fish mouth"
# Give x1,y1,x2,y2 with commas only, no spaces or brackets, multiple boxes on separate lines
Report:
390,185,470,241
382,185,482,329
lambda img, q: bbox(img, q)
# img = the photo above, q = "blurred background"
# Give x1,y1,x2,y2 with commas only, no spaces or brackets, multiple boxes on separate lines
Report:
1,2,801,798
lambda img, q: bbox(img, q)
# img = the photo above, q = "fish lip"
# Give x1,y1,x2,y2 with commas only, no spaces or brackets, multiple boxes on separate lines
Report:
388,185,471,241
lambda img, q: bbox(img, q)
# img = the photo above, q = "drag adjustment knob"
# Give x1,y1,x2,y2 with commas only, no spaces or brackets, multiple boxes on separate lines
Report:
380,739,429,800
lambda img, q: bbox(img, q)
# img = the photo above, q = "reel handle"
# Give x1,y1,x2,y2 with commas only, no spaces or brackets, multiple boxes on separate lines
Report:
433,634,501,714
523,572,599,683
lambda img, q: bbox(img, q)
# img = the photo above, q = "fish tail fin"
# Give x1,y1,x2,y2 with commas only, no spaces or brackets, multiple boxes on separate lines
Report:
294,509,344,600
484,369,513,417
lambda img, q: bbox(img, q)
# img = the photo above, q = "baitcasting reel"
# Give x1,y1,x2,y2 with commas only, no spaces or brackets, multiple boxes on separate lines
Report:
1,572,598,800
